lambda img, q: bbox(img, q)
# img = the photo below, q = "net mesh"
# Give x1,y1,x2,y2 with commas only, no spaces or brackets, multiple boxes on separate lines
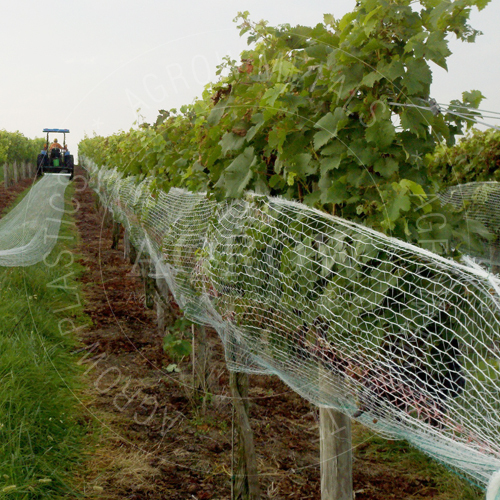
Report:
0,175,70,267
82,157,500,492
440,181,500,273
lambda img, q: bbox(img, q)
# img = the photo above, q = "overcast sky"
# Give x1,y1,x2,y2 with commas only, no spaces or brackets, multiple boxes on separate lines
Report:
1,0,499,153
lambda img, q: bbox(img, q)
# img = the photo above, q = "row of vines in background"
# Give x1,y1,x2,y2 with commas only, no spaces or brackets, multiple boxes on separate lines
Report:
0,130,44,165
79,0,492,253
429,128,500,186
429,128,500,274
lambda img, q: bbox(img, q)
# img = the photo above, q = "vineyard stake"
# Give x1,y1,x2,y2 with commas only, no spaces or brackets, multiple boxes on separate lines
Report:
13,161,18,184
3,163,9,188
319,406,353,500
230,371,261,499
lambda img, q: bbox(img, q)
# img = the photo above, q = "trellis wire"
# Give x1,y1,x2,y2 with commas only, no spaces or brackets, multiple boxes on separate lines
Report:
81,157,500,497
390,100,500,131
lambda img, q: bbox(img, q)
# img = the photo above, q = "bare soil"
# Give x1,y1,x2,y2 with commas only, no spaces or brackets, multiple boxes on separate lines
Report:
71,167,475,500
0,177,36,212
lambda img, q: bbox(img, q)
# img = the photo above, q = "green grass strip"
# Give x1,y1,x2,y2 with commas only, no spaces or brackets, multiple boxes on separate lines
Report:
0,180,91,499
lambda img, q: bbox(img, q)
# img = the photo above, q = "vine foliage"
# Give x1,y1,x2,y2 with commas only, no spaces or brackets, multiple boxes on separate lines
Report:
429,128,500,186
80,0,491,249
0,130,44,165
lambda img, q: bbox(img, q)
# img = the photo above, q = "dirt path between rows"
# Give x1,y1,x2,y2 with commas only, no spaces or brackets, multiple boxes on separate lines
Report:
71,166,462,500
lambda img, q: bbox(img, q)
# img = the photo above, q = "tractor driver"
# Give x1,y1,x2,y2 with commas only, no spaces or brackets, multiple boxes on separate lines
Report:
49,138,64,151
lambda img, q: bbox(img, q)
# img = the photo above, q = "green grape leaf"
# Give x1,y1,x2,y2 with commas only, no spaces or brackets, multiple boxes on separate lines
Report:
313,108,348,150
374,157,399,178
286,153,315,176
365,120,396,149
402,58,432,95
220,132,246,155
377,59,405,81
463,90,485,108
424,31,451,70
322,181,348,204
320,156,342,175
384,191,411,221
401,106,433,137
224,147,255,197
260,83,288,108
361,71,384,88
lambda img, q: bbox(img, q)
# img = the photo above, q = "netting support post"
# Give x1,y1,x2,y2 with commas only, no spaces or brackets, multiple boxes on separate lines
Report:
192,325,211,407
154,278,176,335
123,230,131,261
94,196,102,217
102,207,113,228
127,236,137,266
319,407,353,500
156,292,167,334
111,222,121,250
138,259,155,309
230,371,261,500
3,163,9,188
12,161,18,184
491,236,500,275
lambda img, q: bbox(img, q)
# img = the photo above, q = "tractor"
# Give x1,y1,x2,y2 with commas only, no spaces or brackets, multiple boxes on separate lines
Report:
36,128,74,179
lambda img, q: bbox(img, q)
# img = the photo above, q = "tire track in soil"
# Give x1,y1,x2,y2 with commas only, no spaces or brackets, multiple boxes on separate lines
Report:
71,166,454,500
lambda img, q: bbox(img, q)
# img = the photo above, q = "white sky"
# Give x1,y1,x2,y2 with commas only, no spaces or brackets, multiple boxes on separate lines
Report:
1,0,499,154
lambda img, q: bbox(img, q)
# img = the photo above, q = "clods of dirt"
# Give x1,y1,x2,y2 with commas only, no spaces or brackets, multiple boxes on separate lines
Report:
0,177,36,213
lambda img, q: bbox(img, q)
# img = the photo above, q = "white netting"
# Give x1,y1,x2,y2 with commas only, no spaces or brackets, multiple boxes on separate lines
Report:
440,182,500,272
0,175,70,267
82,157,500,493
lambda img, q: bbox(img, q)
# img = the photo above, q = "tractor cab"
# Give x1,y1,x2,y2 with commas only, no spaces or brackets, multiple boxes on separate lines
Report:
37,128,74,179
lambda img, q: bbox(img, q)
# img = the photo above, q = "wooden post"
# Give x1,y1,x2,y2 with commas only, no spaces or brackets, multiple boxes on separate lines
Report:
138,258,155,309
3,163,8,188
144,276,155,310
155,277,177,322
128,238,138,266
123,229,131,261
154,277,177,334
192,325,211,403
12,161,18,184
95,197,104,219
230,371,261,500
111,221,121,250
156,292,168,334
319,407,353,500
102,207,113,228
491,236,500,275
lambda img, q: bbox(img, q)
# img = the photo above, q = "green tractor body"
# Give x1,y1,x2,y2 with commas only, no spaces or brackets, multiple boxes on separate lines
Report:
37,128,74,180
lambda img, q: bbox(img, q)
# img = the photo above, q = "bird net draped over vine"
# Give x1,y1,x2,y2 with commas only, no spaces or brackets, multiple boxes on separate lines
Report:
82,158,500,494
440,181,500,274
0,174,70,267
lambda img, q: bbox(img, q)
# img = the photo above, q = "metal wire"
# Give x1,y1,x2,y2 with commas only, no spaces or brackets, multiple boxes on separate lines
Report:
389,101,500,131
